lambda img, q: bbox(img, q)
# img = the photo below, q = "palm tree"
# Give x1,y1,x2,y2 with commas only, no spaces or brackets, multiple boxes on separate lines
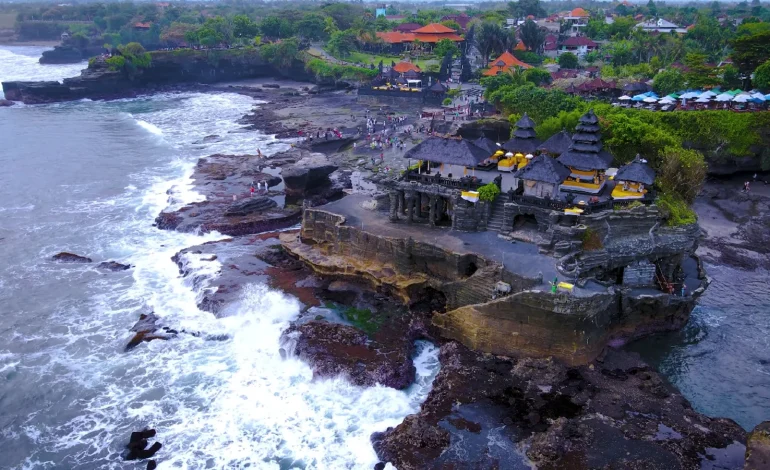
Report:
477,21,506,63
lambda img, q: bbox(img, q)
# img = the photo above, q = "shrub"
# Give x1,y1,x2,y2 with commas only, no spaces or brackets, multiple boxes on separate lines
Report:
478,182,500,202
442,97,452,106
105,55,126,71
656,146,707,205
656,192,697,226
581,228,603,250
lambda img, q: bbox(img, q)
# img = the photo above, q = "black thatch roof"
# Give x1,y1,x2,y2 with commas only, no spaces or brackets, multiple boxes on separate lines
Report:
383,68,400,79
514,154,570,184
471,137,500,155
404,69,421,79
615,156,656,185
429,81,448,92
556,109,614,170
537,130,572,155
404,137,491,166
515,113,536,130
558,149,613,170
502,136,541,153
512,127,537,139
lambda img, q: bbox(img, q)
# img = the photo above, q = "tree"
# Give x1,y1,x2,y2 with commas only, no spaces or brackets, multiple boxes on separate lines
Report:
519,19,546,52
161,22,199,47
198,26,223,48
477,21,506,63
584,50,601,65
558,52,578,69
731,30,770,73
296,13,327,41
653,68,685,95
657,146,707,205
523,67,551,85
260,16,291,39
683,53,721,88
754,59,770,90
107,42,151,79
647,0,658,18
327,29,357,58
508,0,546,18
439,51,453,79
721,64,742,88
324,17,339,37
260,37,299,68
441,20,461,32
434,38,460,59
232,15,258,42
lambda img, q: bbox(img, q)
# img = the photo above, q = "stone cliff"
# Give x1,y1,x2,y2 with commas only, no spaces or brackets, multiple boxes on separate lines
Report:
3,48,313,104
282,200,707,365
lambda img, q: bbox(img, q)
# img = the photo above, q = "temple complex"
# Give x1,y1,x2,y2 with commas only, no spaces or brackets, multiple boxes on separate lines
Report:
556,110,613,194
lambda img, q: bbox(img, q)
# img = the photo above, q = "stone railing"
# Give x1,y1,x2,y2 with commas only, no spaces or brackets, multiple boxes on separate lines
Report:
404,171,484,190
507,190,655,214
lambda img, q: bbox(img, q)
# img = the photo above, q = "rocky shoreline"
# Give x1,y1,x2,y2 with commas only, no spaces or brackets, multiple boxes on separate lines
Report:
128,85,768,469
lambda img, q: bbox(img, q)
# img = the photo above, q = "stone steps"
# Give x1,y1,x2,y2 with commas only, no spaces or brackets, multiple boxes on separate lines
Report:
487,196,507,232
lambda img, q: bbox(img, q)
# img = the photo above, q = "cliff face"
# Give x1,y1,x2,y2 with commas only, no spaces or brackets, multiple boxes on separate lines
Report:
3,48,313,104
283,205,706,365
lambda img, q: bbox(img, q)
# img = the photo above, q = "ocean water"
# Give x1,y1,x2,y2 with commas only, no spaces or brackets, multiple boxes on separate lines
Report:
0,46,440,469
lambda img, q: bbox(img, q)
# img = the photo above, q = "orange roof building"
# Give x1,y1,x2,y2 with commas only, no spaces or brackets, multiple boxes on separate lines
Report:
483,51,532,76
411,23,463,43
514,40,526,51
568,7,590,18
392,61,421,73
376,31,415,44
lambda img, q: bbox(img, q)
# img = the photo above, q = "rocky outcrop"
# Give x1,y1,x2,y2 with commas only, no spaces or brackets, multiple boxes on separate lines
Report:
124,428,162,463
52,252,92,263
745,421,770,469
281,321,416,389
223,196,277,216
125,313,177,351
98,261,132,271
39,45,98,64
281,152,338,197
0,99,14,107
3,48,314,104
373,342,746,470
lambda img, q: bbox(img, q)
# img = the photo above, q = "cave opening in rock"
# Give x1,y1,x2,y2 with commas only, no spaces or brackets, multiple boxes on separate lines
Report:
464,262,478,277
513,213,538,231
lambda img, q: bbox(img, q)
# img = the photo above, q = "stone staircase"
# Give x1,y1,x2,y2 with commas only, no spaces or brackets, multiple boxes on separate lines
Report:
487,196,507,233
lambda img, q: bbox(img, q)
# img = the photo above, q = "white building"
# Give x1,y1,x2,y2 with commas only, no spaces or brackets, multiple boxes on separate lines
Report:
635,18,687,34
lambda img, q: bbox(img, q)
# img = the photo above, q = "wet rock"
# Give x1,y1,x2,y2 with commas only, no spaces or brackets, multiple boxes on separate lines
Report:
125,428,162,461
372,343,746,470
745,421,770,469
52,252,92,263
282,320,415,389
0,99,13,107
125,313,176,351
146,461,157,470
224,196,277,217
98,261,132,271
262,83,280,88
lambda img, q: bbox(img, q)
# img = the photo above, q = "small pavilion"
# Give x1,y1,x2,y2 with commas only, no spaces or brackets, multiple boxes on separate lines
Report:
404,136,490,179
556,110,614,194
537,130,572,156
611,156,656,200
500,113,541,172
483,51,532,76
513,154,571,199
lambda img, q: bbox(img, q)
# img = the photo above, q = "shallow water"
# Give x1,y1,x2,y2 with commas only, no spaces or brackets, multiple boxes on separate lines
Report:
0,46,440,469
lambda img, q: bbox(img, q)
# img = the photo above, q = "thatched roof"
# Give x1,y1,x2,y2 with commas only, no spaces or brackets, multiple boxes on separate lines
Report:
558,149,613,170
615,156,656,185
514,154,570,184
502,136,541,153
537,130,572,155
429,81,448,92
404,137,491,166
471,136,500,155
404,69,421,79
514,113,536,130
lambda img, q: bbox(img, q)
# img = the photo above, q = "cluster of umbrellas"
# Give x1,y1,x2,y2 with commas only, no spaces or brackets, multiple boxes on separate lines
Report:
619,89,770,105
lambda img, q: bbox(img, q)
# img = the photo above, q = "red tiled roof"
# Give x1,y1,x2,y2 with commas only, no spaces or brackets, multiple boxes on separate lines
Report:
413,23,457,34
550,69,579,80
483,51,532,75
563,36,598,47
392,61,421,73
413,33,463,43
514,40,526,51
570,8,590,17
377,31,415,43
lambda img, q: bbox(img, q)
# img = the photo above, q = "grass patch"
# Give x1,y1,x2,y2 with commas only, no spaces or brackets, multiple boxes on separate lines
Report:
581,228,603,251
613,200,643,211
323,49,439,70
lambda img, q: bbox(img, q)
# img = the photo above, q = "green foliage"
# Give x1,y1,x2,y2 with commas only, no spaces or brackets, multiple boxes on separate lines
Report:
305,58,377,81
105,55,126,71
340,306,382,335
260,15,293,39
232,14,258,41
488,83,582,125
754,59,770,90
656,191,697,226
327,29,358,58
478,182,500,202
730,30,770,72
261,37,299,68
442,97,453,106
581,228,603,250
683,53,721,88
653,68,685,96
558,52,578,69
535,109,582,139
600,112,680,164
519,19,546,52
656,146,707,205
513,50,542,66
441,20,461,31
523,67,551,86
434,38,460,59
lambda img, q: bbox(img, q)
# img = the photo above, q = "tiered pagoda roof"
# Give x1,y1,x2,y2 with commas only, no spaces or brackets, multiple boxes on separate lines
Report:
502,113,541,153
615,155,655,185
470,136,500,155
537,130,572,156
557,110,614,171
404,137,490,166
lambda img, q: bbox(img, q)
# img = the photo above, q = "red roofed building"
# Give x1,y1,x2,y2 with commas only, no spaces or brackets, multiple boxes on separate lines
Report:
392,61,421,73
395,23,421,33
441,13,472,31
379,23,463,52
563,7,590,36
543,34,559,57
514,40,526,51
483,51,532,76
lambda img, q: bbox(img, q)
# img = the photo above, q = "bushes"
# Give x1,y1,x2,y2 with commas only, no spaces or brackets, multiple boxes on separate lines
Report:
305,58,377,81
657,146,707,205
442,97,452,106
478,182,500,202
581,228,603,250
656,192,697,226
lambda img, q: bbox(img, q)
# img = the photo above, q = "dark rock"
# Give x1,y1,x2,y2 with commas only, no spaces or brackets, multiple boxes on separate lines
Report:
262,83,280,88
126,313,176,351
125,428,162,461
98,261,132,271
373,463,385,470
0,99,13,107
224,196,277,216
39,45,95,64
130,429,157,443
52,252,92,263
282,321,416,389
146,461,158,470
281,152,338,197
